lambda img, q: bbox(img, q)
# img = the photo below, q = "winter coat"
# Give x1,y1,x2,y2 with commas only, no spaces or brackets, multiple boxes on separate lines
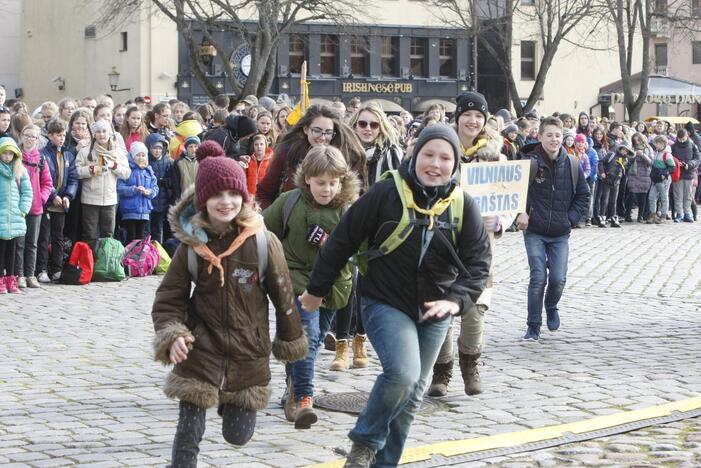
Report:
76,144,131,206
262,169,359,310
586,147,599,183
151,187,307,410
256,144,298,209
625,146,653,193
671,139,700,180
41,142,79,205
145,133,173,212
22,148,53,215
598,150,626,184
574,151,591,180
522,143,591,237
366,143,403,186
202,115,255,160
306,160,492,322
169,120,205,160
117,158,159,221
246,147,273,198
0,160,32,240
170,155,197,204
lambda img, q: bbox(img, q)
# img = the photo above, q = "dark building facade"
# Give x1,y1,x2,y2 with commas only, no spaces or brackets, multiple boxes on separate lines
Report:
177,22,476,114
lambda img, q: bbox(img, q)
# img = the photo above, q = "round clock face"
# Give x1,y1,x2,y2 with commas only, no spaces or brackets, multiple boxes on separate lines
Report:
230,44,252,87
241,54,251,77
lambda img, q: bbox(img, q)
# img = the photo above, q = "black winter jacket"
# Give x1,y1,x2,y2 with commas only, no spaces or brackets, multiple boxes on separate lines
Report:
307,162,492,322
522,143,590,237
671,139,700,180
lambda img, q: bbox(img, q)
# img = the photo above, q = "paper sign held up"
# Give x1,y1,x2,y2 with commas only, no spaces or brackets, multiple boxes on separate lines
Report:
459,160,532,216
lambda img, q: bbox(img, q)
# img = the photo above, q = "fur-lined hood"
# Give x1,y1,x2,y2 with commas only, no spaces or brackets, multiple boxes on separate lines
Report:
455,125,503,163
292,166,360,209
167,185,265,246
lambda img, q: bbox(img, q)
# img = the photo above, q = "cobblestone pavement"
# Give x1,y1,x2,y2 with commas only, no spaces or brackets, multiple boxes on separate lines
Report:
1,220,700,467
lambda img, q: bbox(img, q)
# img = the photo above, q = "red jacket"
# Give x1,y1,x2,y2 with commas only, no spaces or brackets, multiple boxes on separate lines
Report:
246,147,273,198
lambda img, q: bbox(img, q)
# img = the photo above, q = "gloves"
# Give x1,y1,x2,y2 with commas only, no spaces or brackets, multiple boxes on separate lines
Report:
306,224,328,247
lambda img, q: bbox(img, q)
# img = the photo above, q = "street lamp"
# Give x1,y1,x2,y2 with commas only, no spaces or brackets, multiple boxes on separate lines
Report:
107,66,131,92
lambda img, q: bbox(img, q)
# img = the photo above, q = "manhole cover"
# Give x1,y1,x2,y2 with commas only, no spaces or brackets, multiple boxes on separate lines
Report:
315,391,442,415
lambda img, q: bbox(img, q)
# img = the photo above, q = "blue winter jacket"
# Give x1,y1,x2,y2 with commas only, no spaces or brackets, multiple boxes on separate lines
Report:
586,147,598,183
522,143,591,237
40,142,79,204
117,157,159,221
0,161,33,240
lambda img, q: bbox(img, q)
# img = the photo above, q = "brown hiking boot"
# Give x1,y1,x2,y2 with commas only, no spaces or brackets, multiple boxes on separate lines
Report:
352,334,369,368
283,376,296,422
323,332,337,351
459,352,483,395
330,339,350,371
294,396,317,429
344,442,377,467
426,361,453,397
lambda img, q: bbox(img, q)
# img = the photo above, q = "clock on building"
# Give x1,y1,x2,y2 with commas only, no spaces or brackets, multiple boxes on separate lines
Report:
230,44,252,87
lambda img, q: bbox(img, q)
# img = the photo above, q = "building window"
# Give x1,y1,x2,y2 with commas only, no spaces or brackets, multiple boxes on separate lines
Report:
521,40,536,80
655,43,668,72
410,37,427,77
654,0,667,14
289,34,308,74
320,34,337,76
381,37,398,77
693,0,701,16
350,37,368,76
120,32,128,52
692,41,701,64
439,38,456,78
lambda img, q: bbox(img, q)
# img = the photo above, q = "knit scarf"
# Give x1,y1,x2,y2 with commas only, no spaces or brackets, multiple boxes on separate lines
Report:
94,141,119,165
192,220,264,287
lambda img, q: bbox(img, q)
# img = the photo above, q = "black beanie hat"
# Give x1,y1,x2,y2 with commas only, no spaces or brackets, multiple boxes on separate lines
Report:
411,123,461,174
454,92,489,122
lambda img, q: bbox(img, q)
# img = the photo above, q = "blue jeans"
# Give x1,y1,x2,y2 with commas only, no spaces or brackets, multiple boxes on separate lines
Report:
523,231,570,328
284,300,334,400
349,297,451,468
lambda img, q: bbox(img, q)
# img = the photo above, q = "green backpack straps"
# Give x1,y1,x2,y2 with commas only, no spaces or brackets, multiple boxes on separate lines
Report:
93,237,126,282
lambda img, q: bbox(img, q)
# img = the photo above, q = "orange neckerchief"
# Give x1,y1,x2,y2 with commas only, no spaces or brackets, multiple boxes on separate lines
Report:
192,223,263,287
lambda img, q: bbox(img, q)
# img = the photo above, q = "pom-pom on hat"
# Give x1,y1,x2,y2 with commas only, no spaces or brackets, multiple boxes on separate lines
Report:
195,154,249,210
195,140,225,162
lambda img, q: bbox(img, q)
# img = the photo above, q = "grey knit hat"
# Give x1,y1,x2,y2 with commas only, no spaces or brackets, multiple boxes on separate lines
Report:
412,123,461,174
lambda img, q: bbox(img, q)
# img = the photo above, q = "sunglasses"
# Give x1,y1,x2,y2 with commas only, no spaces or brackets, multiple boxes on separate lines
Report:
357,120,380,130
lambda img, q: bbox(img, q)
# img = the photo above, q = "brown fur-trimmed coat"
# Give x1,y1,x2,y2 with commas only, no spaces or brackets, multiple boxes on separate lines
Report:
152,186,307,410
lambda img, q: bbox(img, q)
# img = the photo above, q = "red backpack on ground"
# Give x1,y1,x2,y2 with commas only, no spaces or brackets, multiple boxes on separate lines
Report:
60,241,94,285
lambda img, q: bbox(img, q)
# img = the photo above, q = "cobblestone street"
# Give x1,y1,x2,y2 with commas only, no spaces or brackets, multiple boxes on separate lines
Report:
1,221,700,467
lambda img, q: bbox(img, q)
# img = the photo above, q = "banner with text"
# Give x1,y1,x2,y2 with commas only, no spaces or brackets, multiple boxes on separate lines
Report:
459,160,531,216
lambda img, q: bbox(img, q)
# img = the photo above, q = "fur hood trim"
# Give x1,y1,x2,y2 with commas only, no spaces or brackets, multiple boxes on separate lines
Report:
219,384,272,411
164,372,219,409
473,136,502,162
153,321,194,365
293,167,360,209
272,330,308,363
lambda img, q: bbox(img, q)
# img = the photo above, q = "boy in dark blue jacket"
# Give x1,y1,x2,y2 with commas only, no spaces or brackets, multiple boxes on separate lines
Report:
36,120,78,282
145,133,172,243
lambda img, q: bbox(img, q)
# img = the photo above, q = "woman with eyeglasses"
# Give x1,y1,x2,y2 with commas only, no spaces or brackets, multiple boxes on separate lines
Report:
256,105,366,210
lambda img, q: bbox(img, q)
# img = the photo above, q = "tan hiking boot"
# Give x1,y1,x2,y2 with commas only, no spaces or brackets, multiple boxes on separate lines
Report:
352,334,369,368
283,376,296,422
294,396,317,429
426,361,453,397
459,352,483,395
330,339,349,371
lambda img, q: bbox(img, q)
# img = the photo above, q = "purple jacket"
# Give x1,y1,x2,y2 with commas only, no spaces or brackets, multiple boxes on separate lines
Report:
626,146,652,193
22,148,53,215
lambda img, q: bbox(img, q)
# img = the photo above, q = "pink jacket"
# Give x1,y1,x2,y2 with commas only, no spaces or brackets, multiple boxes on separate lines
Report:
22,148,53,215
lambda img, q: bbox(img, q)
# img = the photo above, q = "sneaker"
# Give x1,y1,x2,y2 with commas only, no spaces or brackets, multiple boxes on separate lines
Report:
37,271,51,283
344,442,377,468
673,215,680,222
523,325,540,341
294,396,317,429
6,276,21,294
26,276,41,288
18,276,27,289
0,277,7,294
585,218,592,227
683,214,694,223
546,309,560,331
51,271,62,282
610,217,621,228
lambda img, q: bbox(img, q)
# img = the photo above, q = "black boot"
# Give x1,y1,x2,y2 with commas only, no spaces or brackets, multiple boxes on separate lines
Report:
427,361,453,397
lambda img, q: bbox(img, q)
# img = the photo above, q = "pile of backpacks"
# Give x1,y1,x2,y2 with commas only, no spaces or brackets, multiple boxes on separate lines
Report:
60,236,171,285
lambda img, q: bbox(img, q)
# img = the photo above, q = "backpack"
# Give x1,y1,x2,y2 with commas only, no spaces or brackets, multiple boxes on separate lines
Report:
60,241,94,285
187,230,269,289
93,237,127,282
357,170,464,275
152,240,172,274
122,235,160,277
273,189,351,241
670,155,681,182
529,155,580,192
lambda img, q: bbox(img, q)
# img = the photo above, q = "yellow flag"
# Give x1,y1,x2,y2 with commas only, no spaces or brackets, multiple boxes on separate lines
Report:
287,61,309,126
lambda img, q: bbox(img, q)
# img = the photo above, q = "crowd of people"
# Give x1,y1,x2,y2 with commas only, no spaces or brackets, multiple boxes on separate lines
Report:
1,82,700,467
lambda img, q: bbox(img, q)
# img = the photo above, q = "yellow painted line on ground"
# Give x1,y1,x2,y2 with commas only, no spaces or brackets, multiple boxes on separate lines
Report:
305,396,701,468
